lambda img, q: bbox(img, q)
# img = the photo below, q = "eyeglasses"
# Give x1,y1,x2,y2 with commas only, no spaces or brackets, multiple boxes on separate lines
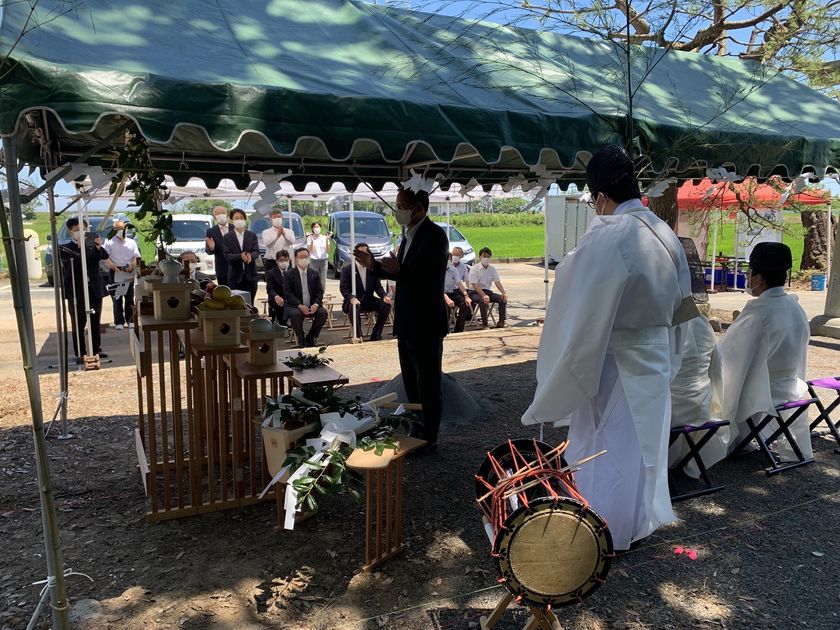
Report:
585,194,598,210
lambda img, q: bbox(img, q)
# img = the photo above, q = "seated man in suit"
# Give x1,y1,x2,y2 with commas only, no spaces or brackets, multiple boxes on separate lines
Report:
283,247,328,348
266,250,291,325
178,251,214,283
340,243,392,341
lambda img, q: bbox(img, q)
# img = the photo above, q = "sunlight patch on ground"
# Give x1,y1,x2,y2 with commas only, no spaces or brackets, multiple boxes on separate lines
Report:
686,500,727,517
658,581,732,623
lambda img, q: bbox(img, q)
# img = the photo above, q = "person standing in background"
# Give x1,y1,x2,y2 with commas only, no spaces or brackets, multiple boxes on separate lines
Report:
205,205,231,286
223,209,260,303
104,219,140,330
306,221,331,290
262,208,296,273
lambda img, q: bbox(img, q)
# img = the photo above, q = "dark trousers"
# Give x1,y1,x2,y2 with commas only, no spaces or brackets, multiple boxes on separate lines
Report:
344,297,391,339
231,279,258,305
285,305,328,346
214,259,228,288
469,289,506,326
269,300,287,325
398,335,444,443
108,271,134,326
446,292,470,333
68,295,103,357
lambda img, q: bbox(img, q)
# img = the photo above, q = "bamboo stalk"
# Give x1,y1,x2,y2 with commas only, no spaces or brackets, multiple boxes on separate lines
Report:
500,450,608,500
476,441,568,504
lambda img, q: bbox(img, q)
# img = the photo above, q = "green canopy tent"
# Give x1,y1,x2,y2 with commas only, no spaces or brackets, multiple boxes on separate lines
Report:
2,2,840,627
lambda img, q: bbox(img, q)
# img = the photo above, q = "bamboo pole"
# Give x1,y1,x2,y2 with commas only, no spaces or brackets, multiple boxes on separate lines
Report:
1,138,70,628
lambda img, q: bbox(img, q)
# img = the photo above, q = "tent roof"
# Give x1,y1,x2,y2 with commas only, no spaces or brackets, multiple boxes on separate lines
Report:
678,178,831,210
2,0,839,190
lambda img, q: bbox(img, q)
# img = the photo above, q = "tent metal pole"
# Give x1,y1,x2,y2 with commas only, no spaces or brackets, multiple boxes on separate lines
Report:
543,195,550,310
827,205,832,278
350,194,358,342
709,208,719,292
0,137,70,629
77,198,95,358
47,186,70,438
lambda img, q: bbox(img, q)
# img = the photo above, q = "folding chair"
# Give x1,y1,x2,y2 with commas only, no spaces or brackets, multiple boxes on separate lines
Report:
806,377,840,453
668,420,731,502
729,398,818,475
470,300,497,327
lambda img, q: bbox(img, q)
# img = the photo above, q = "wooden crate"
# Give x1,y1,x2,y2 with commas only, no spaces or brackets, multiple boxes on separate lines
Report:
196,308,249,346
151,280,195,321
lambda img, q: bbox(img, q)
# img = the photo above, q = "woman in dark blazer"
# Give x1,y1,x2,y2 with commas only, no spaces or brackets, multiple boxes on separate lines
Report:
222,208,260,303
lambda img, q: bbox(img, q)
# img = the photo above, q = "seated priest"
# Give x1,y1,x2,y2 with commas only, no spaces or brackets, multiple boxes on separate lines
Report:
339,243,392,342
718,242,811,462
266,250,291,325
669,314,727,476
283,247,328,348
521,144,695,551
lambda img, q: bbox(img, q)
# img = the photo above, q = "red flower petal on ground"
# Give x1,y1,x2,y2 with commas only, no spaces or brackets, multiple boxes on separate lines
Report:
673,547,684,555
686,549,698,561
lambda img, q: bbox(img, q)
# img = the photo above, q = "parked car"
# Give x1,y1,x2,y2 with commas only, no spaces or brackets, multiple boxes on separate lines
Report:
249,211,306,279
44,213,133,286
163,214,216,276
394,221,475,265
328,211,393,278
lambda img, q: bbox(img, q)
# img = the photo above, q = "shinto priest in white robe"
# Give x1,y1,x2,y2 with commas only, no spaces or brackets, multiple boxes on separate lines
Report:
669,316,727,477
718,286,811,462
522,199,693,550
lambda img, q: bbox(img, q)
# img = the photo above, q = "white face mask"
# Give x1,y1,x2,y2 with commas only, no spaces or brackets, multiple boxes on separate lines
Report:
447,261,453,269
313,227,321,235
745,272,756,297
272,217,284,228
481,257,491,267
395,208,413,226
215,214,228,225
278,261,290,271
116,229,125,239
451,255,461,265
233,219,246,230
298,257,310,269
72,230,84,242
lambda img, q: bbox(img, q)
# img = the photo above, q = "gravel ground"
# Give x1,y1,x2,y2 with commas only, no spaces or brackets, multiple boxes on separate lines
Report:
1,325,839,629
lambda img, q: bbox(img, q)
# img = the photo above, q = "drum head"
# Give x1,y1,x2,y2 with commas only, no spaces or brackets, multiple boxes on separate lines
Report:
493,497,612,607
475,439,562,510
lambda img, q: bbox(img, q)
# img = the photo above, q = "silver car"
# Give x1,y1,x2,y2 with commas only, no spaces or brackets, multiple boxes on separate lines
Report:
394,222,475,264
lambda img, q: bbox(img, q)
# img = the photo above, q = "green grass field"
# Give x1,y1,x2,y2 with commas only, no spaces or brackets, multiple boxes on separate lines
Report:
457,225,545,259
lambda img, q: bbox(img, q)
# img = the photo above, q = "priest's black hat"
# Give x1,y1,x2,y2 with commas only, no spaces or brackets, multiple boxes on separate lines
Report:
749,242,793,272
586,144,639,197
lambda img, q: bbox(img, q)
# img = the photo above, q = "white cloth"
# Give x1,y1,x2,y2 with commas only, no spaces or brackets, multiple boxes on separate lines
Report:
308,234,329,260
718,286,812,462
299,268,311,307
104,236,139,267
235,229,245,250
468,263,501,291
263,226,295,260
668,316,728,477
400,217,426,260
444,266,461,293
522,200,693,550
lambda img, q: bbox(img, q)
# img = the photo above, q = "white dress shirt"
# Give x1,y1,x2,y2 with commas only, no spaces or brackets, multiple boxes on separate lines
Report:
469,263,501,291
299,267,311,307
104,236,140,268
235,229,245,250
308,234,329,260
356,262,368,291
263,226,295,260
451,261,469,283
444,266,462,293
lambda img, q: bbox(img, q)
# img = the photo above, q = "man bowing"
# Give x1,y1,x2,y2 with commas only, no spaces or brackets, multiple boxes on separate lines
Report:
522,144,695,550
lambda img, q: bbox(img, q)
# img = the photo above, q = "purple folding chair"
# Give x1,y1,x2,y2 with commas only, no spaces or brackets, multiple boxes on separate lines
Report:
729,398,817,475
668,419,731,502
807,377,840,454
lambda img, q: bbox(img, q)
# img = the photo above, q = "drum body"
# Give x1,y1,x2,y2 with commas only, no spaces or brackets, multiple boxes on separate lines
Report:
475,439,613,608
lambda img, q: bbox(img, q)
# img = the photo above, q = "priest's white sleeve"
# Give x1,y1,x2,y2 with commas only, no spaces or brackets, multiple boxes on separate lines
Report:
522,229,629,426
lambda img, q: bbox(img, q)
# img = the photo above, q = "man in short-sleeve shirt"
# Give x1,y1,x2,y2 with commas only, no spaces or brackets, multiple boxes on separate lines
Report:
468,247,507,329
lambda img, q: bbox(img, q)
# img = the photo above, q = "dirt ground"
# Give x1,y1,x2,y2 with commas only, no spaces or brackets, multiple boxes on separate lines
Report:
1,270,840,629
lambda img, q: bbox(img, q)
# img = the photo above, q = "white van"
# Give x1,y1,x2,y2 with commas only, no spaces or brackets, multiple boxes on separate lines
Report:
164,213,216,276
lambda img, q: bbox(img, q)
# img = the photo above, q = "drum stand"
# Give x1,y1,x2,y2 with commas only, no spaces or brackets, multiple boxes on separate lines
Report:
480,592,562,630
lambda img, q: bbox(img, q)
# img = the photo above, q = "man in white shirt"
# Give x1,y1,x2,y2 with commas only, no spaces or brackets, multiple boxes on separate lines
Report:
261,208,296,273
450,246,469,284
468,247,507,329
444,251,472,332
104,219,140,330
306,221,331,291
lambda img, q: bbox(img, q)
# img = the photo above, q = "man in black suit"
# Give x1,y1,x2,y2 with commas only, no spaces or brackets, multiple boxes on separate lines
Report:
222,209,260,303
283,247,328,348
355,189,448,446
266,249,291,325
340,243,392,341
60,217,111,362
205,205,231,287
